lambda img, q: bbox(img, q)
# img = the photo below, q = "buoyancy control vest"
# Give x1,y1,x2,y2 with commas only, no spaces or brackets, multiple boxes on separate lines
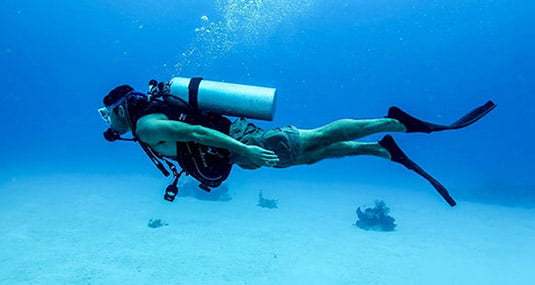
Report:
124,79,233,202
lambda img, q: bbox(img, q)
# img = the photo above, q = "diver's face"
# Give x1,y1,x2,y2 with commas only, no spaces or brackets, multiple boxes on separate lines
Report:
109,106,130,134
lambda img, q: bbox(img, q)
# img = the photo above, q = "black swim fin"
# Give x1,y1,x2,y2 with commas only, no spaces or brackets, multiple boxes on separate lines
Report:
387,100,497,133
378,135,457,207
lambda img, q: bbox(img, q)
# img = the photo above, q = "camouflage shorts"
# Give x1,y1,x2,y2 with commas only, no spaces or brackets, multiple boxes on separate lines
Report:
228,118,301,169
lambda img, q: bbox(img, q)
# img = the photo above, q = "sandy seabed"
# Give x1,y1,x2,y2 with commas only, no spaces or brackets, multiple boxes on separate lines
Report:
0,173,533,285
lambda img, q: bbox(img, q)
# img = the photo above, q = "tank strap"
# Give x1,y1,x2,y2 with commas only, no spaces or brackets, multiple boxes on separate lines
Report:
188,77,203,111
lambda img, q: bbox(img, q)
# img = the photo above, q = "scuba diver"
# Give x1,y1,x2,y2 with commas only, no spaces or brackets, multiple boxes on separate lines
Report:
98,77,496,206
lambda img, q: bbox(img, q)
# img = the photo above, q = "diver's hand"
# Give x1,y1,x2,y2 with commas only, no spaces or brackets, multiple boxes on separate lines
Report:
244,145,279,167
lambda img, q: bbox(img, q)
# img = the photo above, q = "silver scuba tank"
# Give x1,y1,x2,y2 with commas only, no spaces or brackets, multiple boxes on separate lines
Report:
167,77,277,121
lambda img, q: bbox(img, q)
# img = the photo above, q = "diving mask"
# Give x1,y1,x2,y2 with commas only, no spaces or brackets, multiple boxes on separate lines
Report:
97,95,128,124
98,107,112,124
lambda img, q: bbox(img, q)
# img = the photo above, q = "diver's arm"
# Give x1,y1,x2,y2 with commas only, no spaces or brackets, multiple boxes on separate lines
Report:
136,115,279,165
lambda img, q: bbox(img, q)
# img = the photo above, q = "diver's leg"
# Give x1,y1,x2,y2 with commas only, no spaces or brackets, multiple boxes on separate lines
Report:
298,118,406,152
295,141,391,165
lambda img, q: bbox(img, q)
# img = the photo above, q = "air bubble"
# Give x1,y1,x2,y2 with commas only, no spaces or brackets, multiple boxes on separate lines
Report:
176,0,314,74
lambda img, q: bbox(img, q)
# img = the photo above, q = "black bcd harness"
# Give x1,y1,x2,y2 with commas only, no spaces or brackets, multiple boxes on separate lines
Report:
124,78,233,202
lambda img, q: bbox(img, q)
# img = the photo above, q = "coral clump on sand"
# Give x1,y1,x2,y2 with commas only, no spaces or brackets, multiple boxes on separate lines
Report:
148,219,168,228
257,191,278,209
355,200,396,231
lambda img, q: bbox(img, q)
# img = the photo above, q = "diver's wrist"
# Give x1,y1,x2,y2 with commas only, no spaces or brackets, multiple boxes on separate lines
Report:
236,143,250,156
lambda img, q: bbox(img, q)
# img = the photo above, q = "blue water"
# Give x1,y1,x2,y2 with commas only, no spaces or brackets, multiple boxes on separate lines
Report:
0,0,534,283
2,0,532,204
